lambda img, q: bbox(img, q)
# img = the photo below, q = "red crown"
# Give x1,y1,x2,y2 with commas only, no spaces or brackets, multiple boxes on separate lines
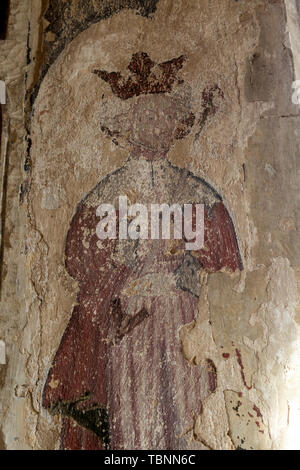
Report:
93,52,186,100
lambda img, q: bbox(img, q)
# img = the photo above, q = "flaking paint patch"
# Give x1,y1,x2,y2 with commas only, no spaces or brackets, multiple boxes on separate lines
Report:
224,390,270,450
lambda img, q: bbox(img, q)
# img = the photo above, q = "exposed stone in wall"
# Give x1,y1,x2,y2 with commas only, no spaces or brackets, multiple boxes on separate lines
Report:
0,0,300,450
0,0,32,450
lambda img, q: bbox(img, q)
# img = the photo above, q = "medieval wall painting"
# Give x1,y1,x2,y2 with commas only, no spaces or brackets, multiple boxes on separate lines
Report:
42,51,242,450
25,1,300,451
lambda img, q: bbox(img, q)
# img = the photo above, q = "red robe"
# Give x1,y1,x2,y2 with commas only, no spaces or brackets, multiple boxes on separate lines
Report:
43,194,242,449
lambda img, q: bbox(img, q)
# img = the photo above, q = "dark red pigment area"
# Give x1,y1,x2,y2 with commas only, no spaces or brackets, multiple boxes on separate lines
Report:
93,52,186,100
206,359,217,393
253,405,263,418
193,202,243,272
43,197,242,449
195,85,224,139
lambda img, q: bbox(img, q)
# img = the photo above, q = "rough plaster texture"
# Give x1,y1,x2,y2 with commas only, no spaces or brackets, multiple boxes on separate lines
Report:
0,0,300,450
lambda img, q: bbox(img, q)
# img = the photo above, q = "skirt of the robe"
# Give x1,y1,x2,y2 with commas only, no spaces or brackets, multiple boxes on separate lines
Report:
107,290,214,450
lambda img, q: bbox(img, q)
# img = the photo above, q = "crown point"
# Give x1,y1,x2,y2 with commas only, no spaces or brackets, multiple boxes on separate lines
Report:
93,52,186,100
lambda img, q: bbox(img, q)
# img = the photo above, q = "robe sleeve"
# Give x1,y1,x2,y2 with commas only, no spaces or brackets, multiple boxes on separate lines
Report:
43,201,129,412
64,201,117,284
193,201,243,272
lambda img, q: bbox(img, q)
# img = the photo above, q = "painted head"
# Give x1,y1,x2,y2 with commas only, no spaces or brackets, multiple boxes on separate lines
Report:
93,52,195,158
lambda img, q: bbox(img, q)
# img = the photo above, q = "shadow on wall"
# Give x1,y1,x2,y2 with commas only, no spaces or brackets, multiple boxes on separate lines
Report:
0,0,10,40
0,429,6,450
0,361,7,449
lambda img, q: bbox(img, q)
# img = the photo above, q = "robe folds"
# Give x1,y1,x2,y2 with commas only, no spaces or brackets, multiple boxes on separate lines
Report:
43,159,242,450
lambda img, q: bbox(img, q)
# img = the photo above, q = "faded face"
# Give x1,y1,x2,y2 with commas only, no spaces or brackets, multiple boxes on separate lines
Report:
100,93,195,154
130,94,195,153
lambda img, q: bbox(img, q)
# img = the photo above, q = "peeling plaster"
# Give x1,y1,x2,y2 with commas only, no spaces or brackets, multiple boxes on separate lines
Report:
0,0,299,450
